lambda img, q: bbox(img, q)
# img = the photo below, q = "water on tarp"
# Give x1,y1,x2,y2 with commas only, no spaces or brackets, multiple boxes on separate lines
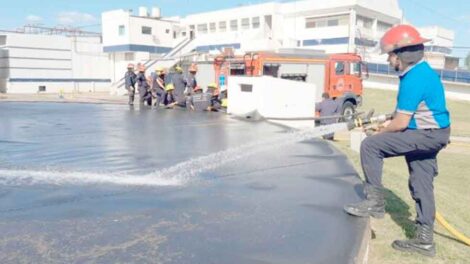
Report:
0,122,348,187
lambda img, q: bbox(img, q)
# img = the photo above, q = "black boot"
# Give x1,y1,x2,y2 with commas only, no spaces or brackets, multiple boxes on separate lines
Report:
344,184,385,218
392,223,436,257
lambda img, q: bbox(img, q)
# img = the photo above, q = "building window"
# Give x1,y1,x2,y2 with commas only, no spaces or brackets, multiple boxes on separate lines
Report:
125,52,134,61
197,24,208,34
165,29,170,34
219,21,227,32
182,31,187,37
356,15,373,29
230,20,238,31
209,22,216,33
118,25,125,36
252,17,260,29
142,26,152,35
377,21,392,32
327,19,339,27
305,15,348,28
241,18,250,30
306,18,316,28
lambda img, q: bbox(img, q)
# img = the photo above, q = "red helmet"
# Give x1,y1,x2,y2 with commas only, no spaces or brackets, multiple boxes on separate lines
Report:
380,24,430,54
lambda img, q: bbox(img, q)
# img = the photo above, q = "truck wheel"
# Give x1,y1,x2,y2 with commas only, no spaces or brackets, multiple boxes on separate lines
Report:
341,101,355,121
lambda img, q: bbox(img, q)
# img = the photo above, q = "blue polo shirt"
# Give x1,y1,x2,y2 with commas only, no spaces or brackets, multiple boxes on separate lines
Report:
396,61,450,129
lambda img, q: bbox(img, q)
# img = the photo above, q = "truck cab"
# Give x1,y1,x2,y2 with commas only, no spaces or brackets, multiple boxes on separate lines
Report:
326,53,367,119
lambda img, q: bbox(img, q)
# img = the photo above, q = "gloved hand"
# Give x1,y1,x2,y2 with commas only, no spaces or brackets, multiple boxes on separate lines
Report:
363,124,380,136
363,120,391,136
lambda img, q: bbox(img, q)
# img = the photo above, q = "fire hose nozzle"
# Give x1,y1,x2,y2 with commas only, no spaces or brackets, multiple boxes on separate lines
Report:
347,112,393,130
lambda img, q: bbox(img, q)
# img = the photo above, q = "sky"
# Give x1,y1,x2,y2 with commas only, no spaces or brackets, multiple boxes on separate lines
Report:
1,0,469,58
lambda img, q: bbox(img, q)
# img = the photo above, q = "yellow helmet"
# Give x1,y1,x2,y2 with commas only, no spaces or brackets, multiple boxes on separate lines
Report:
175,66,183,73
165,83,175,91
155,67,165,73
207,82,218,89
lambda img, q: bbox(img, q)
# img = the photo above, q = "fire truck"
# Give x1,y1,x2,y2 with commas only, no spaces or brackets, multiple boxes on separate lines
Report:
214,50,367,118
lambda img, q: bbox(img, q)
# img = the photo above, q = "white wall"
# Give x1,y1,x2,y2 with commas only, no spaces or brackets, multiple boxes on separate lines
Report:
2,33,110,93
102,10,131,47
102,9,178,49
7,82,111,94
71,37,110,80
227,76,318,119
419,26,454,48
4,34,73,79
128,16,176,47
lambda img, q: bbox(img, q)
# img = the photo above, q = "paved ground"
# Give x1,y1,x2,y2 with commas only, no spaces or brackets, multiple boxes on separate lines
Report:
0,102,368,264
0,92,127,104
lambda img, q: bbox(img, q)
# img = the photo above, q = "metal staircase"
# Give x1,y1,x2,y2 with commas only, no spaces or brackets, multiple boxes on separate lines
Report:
110,37,194,95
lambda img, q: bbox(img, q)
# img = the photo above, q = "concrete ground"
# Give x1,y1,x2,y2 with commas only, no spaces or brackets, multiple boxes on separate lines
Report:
0,92,128,104
0,101,369,264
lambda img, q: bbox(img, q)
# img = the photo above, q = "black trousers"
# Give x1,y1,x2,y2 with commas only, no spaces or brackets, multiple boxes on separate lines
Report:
138,87,152,105
360,127,450,226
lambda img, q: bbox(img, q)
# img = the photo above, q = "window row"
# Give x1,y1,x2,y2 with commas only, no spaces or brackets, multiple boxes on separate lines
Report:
305,15,349,28
194,17,261,34
117,25,172,36
356,16,393,31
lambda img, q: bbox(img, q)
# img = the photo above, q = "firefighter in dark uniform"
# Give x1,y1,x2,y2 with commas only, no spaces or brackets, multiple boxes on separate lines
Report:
124,63,137,105
185,64,198,110
151,67,166,108
171,65,187,108
344,25,451,257
206,82,222,112
136,65,152,106
164,83,176,108
315,92,340,140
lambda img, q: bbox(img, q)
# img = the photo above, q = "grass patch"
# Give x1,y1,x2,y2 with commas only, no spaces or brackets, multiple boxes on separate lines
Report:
333,88,470,263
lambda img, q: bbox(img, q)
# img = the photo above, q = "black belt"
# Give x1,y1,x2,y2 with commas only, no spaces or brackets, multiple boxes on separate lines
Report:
423,126,450,131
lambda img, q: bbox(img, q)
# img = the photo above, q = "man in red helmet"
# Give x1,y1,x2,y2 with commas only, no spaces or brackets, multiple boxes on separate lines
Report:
344,25,451,257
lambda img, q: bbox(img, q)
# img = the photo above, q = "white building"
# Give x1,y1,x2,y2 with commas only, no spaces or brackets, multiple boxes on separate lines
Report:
0,0,461,94
102,8,187,83
102,0,404,79
180,0,402,58
419,26,459,70
0,32,110,93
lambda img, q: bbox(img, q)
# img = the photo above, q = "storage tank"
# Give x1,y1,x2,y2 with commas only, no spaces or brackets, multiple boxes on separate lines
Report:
151,7,161,18
139,7,148,17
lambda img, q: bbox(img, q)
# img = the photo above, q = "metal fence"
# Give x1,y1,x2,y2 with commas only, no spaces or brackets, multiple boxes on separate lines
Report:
366,63,470,84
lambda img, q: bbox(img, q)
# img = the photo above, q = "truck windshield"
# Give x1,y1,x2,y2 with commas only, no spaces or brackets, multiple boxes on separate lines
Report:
230,63,245,75
263,65,279,77
351,62,361,77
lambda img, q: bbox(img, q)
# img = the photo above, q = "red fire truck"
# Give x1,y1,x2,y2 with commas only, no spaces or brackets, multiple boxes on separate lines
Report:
214,50,368,117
